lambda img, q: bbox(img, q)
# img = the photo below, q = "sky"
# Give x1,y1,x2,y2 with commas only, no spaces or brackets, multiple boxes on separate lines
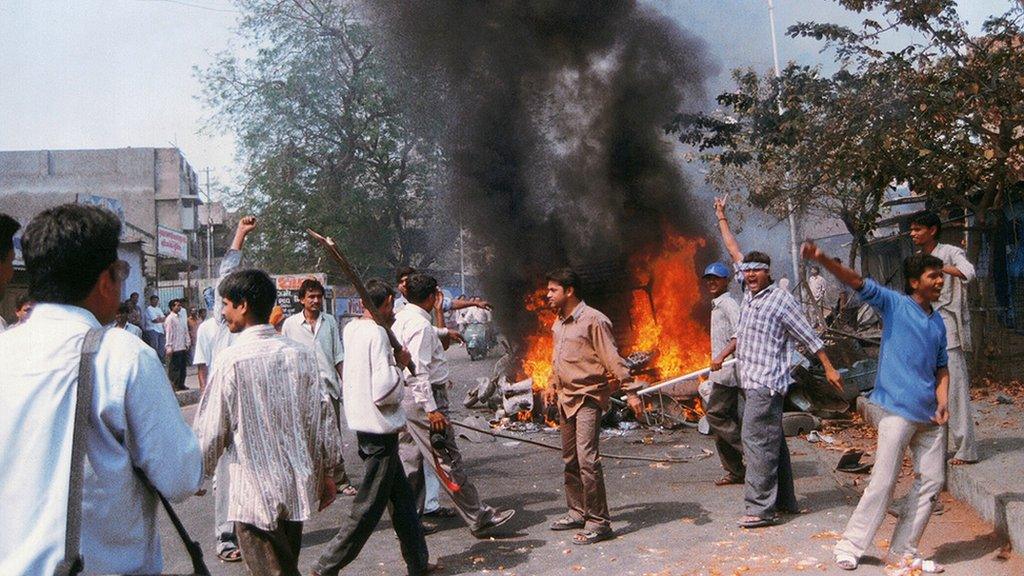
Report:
0,0,1015,199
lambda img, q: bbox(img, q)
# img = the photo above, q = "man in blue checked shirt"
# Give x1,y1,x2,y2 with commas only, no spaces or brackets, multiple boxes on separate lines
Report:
803,241,950,573
711,197,843,529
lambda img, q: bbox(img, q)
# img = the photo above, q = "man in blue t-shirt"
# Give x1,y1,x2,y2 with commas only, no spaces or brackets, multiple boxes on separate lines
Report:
802,241,949,573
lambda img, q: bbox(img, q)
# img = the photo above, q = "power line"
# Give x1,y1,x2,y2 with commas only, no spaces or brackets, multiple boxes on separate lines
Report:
130,0,238,14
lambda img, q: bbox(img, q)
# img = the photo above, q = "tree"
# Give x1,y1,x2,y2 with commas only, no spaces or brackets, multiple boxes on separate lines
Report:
789,0,1024,254
198,0,455,275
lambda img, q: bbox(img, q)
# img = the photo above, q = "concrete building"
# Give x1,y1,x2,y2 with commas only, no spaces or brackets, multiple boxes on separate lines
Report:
0,147,201,321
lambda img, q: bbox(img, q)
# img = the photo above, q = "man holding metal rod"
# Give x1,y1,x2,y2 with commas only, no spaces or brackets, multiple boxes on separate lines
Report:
712,197,843,529
542,267,643,545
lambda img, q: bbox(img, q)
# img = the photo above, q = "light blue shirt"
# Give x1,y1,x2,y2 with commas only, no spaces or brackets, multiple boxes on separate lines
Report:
858,279,948,423
0,304,202,575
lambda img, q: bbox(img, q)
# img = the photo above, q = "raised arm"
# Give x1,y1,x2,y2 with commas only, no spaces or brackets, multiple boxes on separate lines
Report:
801,241,863,290
715,197,743,264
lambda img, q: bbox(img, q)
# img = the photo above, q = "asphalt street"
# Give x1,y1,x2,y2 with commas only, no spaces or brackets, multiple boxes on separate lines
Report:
161,346,1022,575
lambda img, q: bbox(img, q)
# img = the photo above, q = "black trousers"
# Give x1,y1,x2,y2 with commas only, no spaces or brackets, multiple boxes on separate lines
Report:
167,350,188,390
313,431,429,576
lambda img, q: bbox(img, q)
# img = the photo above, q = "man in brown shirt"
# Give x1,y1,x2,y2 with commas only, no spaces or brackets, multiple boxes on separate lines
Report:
542,268,642,545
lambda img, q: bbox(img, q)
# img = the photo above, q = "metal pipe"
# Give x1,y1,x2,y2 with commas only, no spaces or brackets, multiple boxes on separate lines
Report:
636,359,738,396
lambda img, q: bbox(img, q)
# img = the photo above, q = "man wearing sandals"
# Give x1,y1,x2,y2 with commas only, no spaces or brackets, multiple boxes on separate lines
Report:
712,198,843,529
803,242,949,573
542,267,643,545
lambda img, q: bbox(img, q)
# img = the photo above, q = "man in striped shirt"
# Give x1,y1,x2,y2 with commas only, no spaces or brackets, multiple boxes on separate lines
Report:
712,197,843,528
193,269,342,576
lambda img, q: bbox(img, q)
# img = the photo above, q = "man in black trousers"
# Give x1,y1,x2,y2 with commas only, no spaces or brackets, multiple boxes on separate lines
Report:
312,279,439,576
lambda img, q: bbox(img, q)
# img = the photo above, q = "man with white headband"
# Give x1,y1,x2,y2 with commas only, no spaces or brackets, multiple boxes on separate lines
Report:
711,197,843,529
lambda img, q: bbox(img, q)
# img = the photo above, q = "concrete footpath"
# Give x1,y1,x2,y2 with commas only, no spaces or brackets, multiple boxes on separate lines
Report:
859,384,1024,554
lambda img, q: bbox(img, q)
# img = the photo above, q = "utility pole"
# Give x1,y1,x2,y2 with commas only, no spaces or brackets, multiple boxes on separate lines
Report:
767,0,803,295
458,226,466,295
204,168,213,281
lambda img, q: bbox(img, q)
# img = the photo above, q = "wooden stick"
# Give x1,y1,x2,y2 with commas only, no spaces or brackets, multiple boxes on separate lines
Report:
306,228,414,374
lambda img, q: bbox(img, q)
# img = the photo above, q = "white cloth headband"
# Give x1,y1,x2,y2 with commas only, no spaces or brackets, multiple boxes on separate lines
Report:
739,262,770,271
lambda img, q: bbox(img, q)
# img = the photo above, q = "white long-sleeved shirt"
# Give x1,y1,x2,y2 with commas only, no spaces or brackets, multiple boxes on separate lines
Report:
164,311,191,352
392,304,449,413
146,305,165,334
341,319,406,434
0,304,202,575
929,243,975,350
193,325,342,530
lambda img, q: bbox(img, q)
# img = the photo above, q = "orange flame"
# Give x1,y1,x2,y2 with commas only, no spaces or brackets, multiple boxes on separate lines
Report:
522,227,712,390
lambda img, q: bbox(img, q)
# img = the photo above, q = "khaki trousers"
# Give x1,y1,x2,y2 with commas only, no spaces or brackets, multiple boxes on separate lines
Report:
559,398,611,532
834,407,945,560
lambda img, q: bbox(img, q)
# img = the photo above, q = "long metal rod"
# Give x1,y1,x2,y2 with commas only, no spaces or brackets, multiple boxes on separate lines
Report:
636,359,738,396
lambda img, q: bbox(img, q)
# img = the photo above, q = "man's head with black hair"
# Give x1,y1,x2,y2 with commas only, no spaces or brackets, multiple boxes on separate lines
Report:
218,269,277,333
903,254,945,300
405,273,439,307
149,295,159,306
740,251,773,294
363,278,397,321
0,213,19,297
15,294,34,323
545,267,582,314
21,204,125,323
909,210,942,249
298,278,326,316
395,266,417,297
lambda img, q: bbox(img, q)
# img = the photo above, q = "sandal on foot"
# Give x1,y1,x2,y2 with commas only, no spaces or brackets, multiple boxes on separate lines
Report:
338,484,358,496
216,547,242,562
714,474,744,486
737,514,778,528
549,515,585,531
911,558,945,573
572,529,614,545
834,553,857,571
948,458,976,466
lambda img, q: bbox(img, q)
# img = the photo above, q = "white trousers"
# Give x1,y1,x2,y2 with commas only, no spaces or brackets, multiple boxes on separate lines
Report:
946,347,978,462
834,408,945,560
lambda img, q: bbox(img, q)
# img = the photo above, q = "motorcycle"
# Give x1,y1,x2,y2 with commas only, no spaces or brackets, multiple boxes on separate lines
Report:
464,323,490,361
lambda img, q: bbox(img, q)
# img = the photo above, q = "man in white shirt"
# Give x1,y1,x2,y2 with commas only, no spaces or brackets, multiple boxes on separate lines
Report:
0,213,20,332
281,278,356,495
0,204,202,575
194,269,342,576
145,294,167,362
393,273,515,537
910,210,979,464
702,263,744,486
807,265,828,330
115,303,144,338
164,298,191,391
313,279,438,576
192,215,254,563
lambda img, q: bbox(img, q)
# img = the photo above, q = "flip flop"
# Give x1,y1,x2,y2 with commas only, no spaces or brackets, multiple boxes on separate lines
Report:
911,558,945,573
737,515,778,528
549,515,585,531
216,547,242,563
572,529,614,545
338,484,358,496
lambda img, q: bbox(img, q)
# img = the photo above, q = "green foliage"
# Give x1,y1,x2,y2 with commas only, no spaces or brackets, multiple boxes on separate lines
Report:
198,0,455,277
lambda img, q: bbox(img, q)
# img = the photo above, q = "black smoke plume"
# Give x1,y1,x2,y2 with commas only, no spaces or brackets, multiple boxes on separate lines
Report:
371,1,717,343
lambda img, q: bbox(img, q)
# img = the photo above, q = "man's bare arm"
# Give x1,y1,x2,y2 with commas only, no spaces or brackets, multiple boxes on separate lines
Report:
715,197,743,264
230,216,257,251
801,241,864,290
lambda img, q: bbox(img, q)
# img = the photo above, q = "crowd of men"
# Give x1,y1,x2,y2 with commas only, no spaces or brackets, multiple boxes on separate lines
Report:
0,195,980,575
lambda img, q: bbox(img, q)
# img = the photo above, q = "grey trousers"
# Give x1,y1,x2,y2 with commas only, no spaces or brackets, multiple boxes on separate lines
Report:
399,384,497,530
835,407,945,560
742,387,797,518
946,347,978,462
706,384,745,479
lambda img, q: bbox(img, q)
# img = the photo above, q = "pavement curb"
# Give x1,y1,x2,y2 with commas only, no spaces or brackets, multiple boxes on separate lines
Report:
856,397,1024,552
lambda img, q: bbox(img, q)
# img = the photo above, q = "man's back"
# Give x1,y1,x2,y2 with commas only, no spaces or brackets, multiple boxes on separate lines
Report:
0,304,202,575
194,326,341,529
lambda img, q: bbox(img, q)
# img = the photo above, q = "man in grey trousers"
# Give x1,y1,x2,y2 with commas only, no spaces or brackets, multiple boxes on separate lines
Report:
713,197,843,528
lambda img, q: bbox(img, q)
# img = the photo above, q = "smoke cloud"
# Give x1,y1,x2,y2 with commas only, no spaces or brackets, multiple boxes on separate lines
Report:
371,1,717,342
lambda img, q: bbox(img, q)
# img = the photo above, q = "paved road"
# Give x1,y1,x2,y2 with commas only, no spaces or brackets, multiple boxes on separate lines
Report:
162,346,1022,575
